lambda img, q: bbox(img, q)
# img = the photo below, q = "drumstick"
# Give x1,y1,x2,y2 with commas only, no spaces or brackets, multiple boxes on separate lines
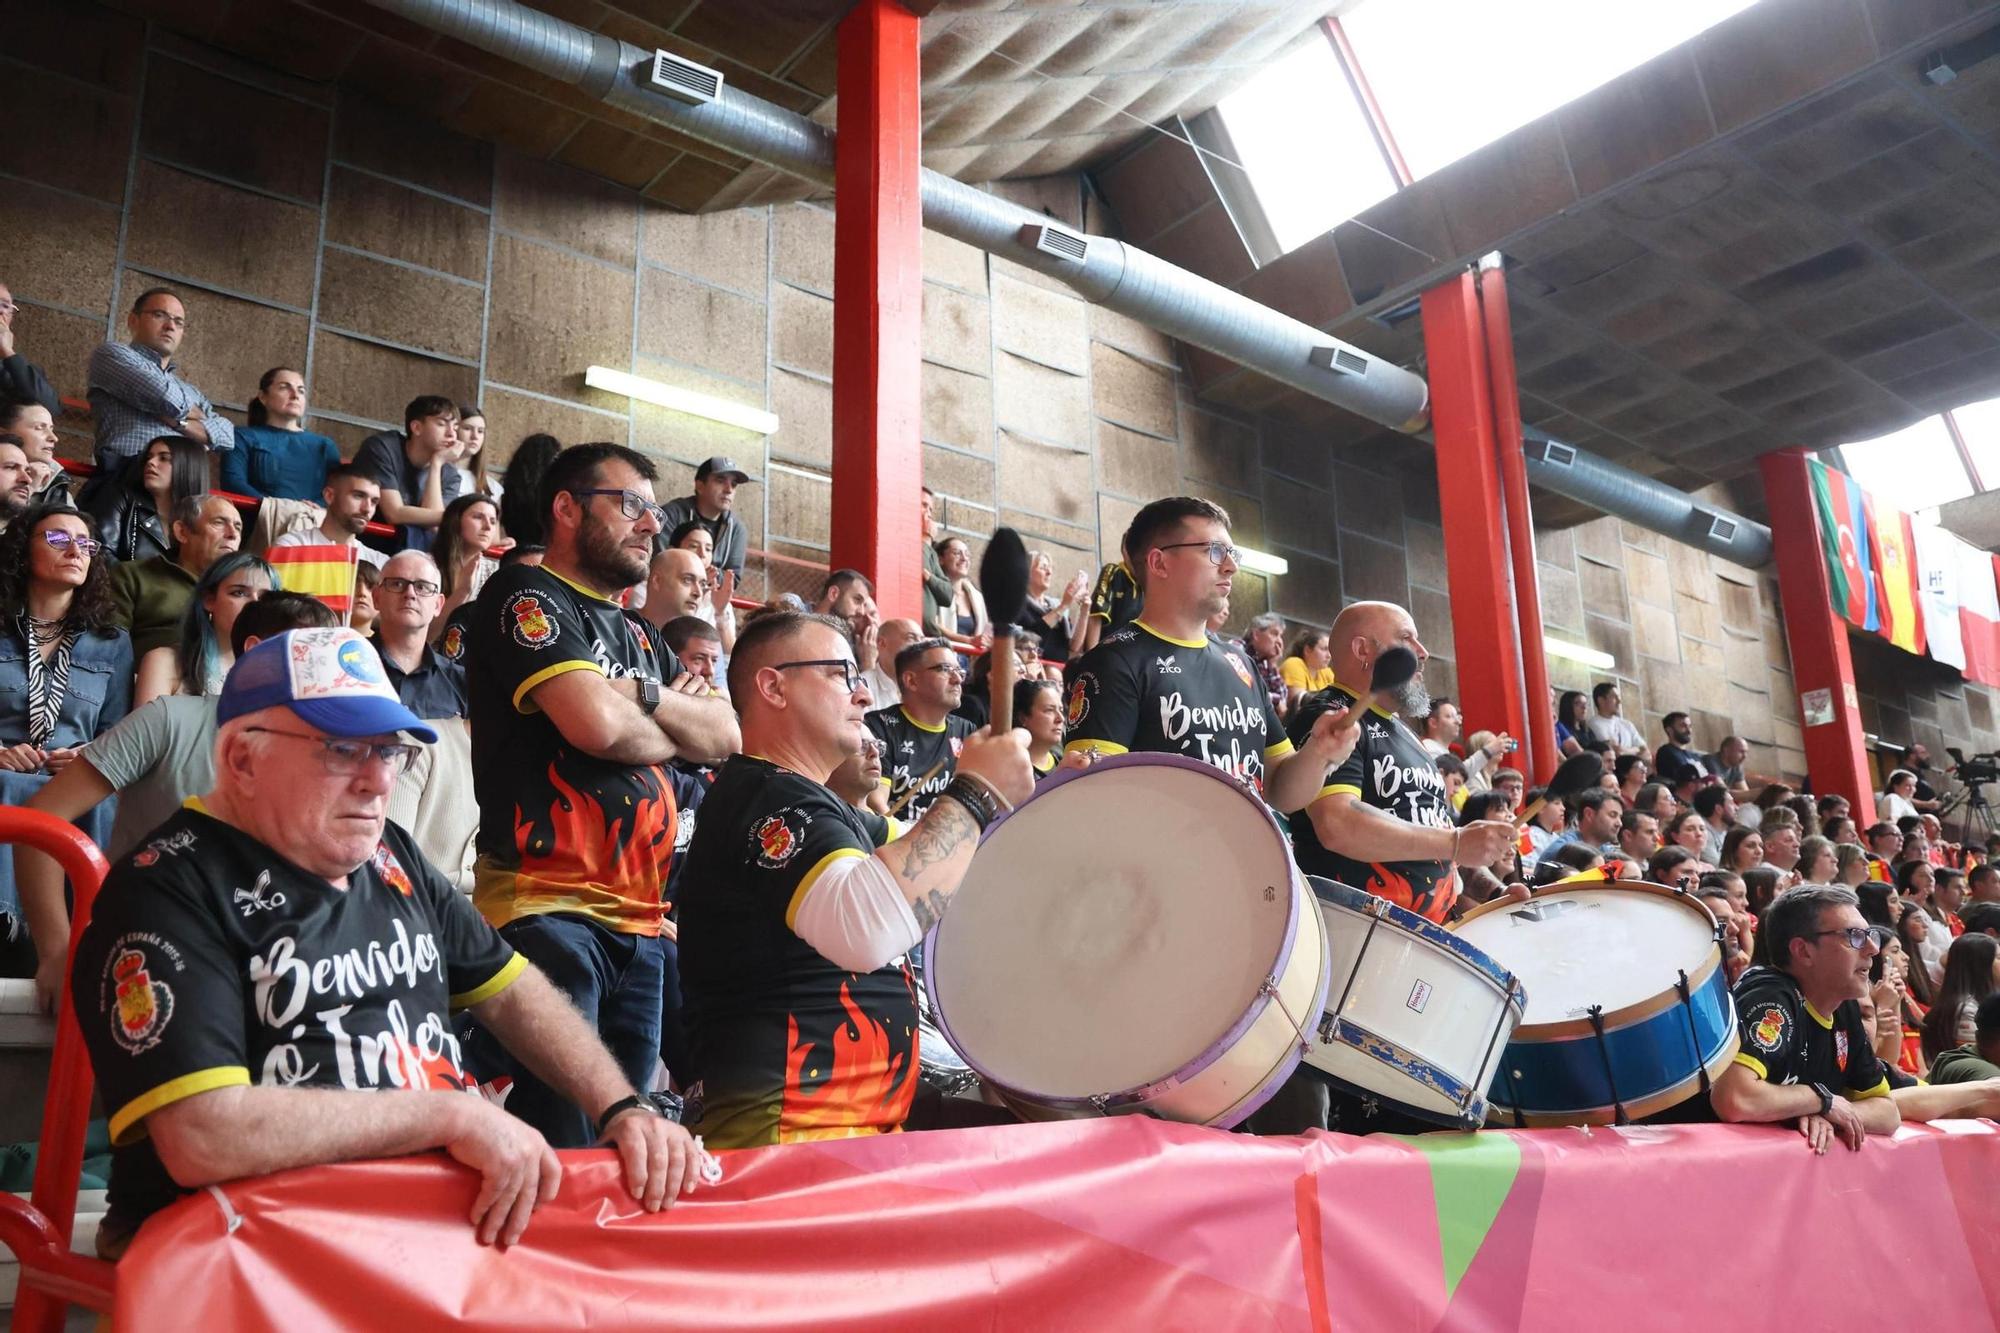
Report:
980,528,1030,734
888,756,952,818
1514,751,1608,827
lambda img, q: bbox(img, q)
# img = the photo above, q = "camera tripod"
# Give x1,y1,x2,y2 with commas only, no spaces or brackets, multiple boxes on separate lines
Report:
1939,779,1996,845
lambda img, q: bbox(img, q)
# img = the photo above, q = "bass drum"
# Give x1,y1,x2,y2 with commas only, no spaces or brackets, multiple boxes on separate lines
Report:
1452,882,1737,1126
927,754,1328,1128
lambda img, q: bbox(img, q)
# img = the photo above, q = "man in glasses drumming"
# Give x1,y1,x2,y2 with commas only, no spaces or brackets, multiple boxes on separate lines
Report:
676,610,1033,1148
1062,496,1357,807
464,443,739,1148
71,628,704,1259
1702,885,1899,1148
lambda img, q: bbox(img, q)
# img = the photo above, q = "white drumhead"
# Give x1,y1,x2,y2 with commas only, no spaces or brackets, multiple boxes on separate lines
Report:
930,760,1296,1097
1452,886,1714,1024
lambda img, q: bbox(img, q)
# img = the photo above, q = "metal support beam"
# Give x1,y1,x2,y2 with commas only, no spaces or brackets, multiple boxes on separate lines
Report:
1421,272,1529,752
1758,449,1876,822
831,0,924,622
1479,260,1558,786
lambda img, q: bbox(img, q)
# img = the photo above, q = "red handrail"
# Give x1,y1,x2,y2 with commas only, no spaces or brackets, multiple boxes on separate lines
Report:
0,808,118,1326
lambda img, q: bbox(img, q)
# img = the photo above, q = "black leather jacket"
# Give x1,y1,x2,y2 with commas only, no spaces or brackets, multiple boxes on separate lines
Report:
84,483,169,564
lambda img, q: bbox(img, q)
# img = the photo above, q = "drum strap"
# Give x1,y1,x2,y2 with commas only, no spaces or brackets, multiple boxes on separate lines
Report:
1586,1006,1629,1127
1673,969,1713,1096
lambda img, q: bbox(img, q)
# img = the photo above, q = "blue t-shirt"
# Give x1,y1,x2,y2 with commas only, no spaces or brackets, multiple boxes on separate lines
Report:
220,424,340,502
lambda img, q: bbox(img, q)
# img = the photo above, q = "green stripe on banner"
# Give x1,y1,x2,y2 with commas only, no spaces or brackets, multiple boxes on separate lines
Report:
1809,460,1864,625
1397,1132,1521,1300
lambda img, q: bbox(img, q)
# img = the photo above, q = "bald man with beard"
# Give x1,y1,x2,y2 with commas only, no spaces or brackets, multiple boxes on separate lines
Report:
1288,600,1518,925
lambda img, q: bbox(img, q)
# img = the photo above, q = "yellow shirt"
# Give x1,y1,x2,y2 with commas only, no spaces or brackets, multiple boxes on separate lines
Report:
1280,656,1335,693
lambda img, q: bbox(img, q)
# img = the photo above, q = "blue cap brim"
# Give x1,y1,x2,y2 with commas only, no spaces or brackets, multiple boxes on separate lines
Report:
288,695,439,745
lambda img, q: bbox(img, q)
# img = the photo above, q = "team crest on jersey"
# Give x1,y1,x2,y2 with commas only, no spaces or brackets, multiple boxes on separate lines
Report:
949,736,964,757
509,593,557,648
439,624,465,661
106,942,175,1054
752,811,808,868
1749,1005,1788,1053
372,842,416,896
1834,1029,1849,1071
1065,674,1093,725
1222,651,1255,689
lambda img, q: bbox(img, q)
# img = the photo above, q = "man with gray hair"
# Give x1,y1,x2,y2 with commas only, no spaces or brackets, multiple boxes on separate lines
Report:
0,279,59,413
1706,885,1899,1150
372,549,466,720
110,491,242,657
1243,611,1287,718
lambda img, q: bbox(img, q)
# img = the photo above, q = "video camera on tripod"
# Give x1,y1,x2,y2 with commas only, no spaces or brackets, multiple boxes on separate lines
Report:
1947,746,2000,787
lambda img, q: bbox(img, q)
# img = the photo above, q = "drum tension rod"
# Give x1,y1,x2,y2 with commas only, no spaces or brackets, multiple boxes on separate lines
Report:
1586,1006,1630,1127
1673,969,1712,1095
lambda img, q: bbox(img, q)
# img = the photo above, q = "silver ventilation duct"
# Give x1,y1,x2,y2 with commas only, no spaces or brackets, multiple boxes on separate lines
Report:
360,0,1774,567
1521,432,1772,567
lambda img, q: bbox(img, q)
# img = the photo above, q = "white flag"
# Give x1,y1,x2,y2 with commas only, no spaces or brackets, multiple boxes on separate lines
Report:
1911,521,1964,671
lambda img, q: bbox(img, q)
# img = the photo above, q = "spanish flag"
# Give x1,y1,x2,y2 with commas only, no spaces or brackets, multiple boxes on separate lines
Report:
267,543,360,618
1874,504,1926,655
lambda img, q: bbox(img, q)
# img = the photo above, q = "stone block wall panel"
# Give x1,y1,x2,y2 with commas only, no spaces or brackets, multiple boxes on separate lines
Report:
922,281,992,376
0,182,121,315
317,249,484,364
487,235,635,404
994,352,1089,449
639,268,768,388
771,283,835,378
326,169,489,281
643,205,769,297
126,162,320,309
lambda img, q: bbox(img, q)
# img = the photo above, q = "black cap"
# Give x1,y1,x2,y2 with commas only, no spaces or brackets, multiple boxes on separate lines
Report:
695,455,753,483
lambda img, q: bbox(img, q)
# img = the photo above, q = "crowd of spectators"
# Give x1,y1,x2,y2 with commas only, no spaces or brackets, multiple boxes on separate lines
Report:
0,278,1995,1267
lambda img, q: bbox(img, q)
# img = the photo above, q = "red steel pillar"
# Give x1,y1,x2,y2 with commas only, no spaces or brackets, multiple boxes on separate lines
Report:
1420,272,1529,751
1477,262,1558,784
1758,449,1877,822
831,0,924,622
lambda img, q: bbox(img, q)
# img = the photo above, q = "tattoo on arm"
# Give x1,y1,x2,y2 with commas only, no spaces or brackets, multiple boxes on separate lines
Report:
909,889,951,933
898,798,976,879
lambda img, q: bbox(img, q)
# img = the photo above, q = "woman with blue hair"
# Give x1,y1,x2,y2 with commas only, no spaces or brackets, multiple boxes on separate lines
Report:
133,551,277,705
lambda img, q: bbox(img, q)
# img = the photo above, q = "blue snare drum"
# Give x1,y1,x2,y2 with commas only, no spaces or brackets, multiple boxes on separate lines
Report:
1451,882,1738,1127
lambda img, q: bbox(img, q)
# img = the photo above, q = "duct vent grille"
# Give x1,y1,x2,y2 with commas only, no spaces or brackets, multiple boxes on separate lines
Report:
1540,439,1578,468
1706,512,1740,544
1308,346,1369,376
649,50,724,104
1022,224,1088,263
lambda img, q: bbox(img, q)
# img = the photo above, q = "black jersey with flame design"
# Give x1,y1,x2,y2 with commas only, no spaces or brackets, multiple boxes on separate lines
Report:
466,564,681,935
675,755,914,1149
1289,680,1458,922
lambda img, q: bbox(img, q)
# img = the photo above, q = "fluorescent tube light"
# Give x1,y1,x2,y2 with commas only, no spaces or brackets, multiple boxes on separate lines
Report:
584,365,779,435
1543,635,1614,670
1234,545,1289,576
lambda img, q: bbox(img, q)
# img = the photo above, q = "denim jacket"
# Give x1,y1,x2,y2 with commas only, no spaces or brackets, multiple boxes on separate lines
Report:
0,625,135,751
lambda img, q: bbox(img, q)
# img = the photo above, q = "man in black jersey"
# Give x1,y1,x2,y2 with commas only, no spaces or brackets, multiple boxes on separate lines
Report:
677,610,1033,1148
1291,600,1517,924
465,443,739,1147
1063,497,1357,808
71,628,700,1256
865,636,977,820
1708,885,1899,1150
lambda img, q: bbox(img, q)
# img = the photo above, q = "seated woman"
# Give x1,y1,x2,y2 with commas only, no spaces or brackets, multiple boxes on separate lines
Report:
219,366,340,502
132,551,277,705
14,593,337,1011
449,403,505,506
1554,689,1590,758
1016,677,1065,779
1279,628,1335,714
668,519,737,654
0,506,131,941
84,433,207,563
432,492,502,635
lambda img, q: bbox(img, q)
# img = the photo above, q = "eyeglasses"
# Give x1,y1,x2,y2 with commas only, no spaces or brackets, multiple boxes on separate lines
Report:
1809,926,1876,951
772,659,860,693
1158,539,1240,567
922,661,966,678
40,531,101,558
858,736,884,759
136,307,187,330
570,487,667,529
244,727,420,776
378,577,441,597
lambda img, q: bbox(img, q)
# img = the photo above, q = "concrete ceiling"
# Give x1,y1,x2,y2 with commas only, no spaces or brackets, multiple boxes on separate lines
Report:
101,0,1348,212
1091,0,2000,525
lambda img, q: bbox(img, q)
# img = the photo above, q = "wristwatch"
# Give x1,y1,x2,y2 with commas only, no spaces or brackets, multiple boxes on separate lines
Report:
595,1090,681,1139
1810,1082,1835,1117
637,678,661,715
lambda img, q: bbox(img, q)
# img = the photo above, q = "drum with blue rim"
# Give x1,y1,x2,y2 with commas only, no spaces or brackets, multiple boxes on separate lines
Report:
1451,881,1739,1126
1301,878,1527,1130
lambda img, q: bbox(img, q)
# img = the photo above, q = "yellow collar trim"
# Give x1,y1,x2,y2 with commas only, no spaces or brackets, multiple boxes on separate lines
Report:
899,706,947,734
546,566,619,604
1134,620,1207,650
1803,1000,1836,1029
1325,671,1395,720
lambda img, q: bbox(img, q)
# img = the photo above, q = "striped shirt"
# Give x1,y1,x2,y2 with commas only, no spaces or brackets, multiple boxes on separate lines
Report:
86,341,236,465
